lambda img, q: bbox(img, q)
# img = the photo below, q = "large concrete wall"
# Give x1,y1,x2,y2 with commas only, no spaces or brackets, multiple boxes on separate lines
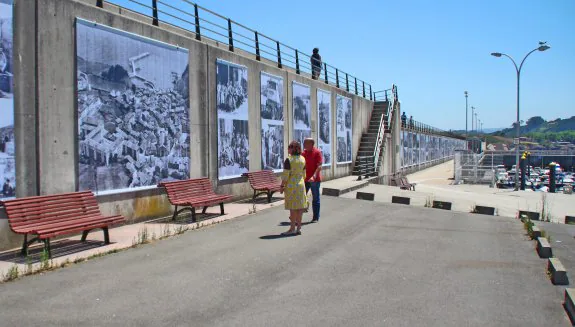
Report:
0,0,373,250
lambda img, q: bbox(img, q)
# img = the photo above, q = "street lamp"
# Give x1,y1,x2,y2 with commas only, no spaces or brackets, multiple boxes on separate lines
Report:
491,42,550,190
475,112,478,133
464,91,468,136
471,106,475,132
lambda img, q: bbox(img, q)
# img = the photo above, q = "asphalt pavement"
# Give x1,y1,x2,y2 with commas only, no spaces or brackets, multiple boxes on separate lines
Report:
0,197,570,326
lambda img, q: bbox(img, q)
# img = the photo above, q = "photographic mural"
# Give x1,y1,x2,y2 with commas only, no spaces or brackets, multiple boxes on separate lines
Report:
336,94,352,164
400,129,465,168
76,19,190,193
217,59,249,179
0,0,14,199
317,89,331,166
260,72,284,172
292,82,311,146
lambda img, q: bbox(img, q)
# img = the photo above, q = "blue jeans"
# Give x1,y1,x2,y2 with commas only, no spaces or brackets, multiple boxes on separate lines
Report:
305,182,321,220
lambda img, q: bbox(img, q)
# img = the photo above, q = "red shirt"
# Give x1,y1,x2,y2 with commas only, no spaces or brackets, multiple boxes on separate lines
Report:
303,147,323,182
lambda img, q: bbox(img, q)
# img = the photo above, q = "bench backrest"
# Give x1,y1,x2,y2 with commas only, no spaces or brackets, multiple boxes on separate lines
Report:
401,177,411,185
246,170,279,187
158,178,216,203
0,191,101,232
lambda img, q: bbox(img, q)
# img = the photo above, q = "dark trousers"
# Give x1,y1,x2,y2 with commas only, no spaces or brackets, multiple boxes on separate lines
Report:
305,181,321,220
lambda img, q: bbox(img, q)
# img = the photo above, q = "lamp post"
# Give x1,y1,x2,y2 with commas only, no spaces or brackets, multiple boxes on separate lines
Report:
475,113,478,133
491,42,550,190
471,106,475,133
464,91,468,136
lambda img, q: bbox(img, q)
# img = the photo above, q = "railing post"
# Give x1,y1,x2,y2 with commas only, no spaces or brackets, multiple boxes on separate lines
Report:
295,50,300,74
385,90,388,102
227,19,234,52
255,32,260,61
346,74,349,92
335,69,339,88
369,85,372,100
354,78,358,95
152,0,158,26
362,81,365,98
276,42,282,68
324,63,328,84
194,4,201,41
96,0,103,8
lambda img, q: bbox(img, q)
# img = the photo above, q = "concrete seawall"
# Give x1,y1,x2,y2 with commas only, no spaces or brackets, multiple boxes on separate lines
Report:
2,0,373,250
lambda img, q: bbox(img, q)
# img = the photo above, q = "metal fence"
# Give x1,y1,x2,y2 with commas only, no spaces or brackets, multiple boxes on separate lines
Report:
98,0,375,99
454,151,498,185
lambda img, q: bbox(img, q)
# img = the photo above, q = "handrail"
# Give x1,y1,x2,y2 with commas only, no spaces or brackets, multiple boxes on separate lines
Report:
372,85,396,169
101,0,375,99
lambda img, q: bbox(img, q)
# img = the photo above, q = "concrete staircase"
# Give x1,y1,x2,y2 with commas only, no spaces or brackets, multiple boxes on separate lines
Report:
352,100,391,177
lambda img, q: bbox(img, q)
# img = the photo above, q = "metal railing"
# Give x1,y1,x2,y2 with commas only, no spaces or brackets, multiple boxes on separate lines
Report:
99,0,374,99
373,85,396,169
401,118,464,139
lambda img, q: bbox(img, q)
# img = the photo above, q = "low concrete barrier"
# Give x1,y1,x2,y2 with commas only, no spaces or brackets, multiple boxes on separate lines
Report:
548,258,569,285
322,188,341,197
518,210,540,221
432,201,452,210
531,225,542,239
473,205,496,216
391,196,410,205
565,216,575,225
564,288,575,324
536,237,552,258
356,192,375,201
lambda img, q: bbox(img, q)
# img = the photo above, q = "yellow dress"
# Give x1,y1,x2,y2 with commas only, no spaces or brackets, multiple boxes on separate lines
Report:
282,155,307,210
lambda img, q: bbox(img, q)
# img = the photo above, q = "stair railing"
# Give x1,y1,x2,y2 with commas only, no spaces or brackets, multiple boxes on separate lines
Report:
373,85,396,170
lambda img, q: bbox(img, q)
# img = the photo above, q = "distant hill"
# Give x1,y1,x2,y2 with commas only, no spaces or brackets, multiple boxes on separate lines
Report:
492,116,575,137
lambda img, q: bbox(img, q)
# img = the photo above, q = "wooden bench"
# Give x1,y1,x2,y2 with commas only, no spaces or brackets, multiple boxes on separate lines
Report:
391,177,416,191
242,170,281,203
0,191,125,258
158,178,233,222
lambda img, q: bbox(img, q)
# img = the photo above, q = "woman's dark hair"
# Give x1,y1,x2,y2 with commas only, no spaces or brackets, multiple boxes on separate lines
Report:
313,48,319,54
288,141,302,155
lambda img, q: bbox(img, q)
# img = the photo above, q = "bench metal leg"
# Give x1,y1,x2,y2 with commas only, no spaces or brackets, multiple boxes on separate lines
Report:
267,191,274,203
102,227,110,244
191,207,196,222
81,230,91,242
220,203,225,215
43,239,52,259
172,205,179,221
253,190,257,202
21,234,28,256
202,206,208,214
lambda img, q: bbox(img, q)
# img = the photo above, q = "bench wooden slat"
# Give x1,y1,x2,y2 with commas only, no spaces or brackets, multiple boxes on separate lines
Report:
32,215,124,234
243,170,281,203
14,213,115,233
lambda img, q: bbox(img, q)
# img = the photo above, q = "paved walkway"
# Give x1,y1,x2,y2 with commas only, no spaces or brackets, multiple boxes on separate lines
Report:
0,197,570,326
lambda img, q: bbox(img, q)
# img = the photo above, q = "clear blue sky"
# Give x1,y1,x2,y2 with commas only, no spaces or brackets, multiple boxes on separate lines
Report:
111,0,574,131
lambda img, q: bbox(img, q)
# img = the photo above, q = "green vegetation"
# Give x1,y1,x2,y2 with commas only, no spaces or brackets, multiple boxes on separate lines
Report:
493,116,575,139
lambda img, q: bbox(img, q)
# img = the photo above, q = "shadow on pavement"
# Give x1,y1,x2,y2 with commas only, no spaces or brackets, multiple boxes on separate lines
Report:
259,234,296,240
278,221,315,226
237,197,284,205
150,213,222,225
0,240,109,264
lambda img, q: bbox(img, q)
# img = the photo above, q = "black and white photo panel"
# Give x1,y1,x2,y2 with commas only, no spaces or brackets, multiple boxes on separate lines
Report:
0,0,14,199
317,89,331,166
336,94,352,164
292,81,311,146
76,18,190,193
217,59,249,179
261,72,284,172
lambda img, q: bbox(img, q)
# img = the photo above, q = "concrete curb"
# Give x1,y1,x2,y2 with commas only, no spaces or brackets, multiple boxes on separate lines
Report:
531,225,542,239
536,237,552,259
432,201,452,210
548,258,569,285
322,180,371,197
473,205,496,216
563,288,575,325
518,210,540,221
391,196,410,205
356,192,374,201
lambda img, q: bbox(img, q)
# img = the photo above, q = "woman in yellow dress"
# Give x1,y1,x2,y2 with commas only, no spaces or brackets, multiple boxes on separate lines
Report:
280,140,307,235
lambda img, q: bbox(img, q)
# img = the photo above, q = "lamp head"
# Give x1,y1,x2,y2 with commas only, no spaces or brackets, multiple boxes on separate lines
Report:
538,45,550,52
464,91,468,96
491,52,502,57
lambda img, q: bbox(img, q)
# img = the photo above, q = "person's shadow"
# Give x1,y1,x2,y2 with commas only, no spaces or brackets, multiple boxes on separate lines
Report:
259,234,296,240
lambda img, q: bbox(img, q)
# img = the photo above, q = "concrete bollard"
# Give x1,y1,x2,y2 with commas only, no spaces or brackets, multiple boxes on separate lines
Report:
432,201,452,210
518,210,540,221
322,188,340,197
356,192,374,201
391,196,410,205
473,205,496,216
548,258,569,285
564,288,575,324
531,225,541,239
565,216,575,225
536,237,552,258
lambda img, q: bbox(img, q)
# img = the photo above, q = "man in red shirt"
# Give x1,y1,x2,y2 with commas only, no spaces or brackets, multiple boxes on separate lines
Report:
302,138,323,222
